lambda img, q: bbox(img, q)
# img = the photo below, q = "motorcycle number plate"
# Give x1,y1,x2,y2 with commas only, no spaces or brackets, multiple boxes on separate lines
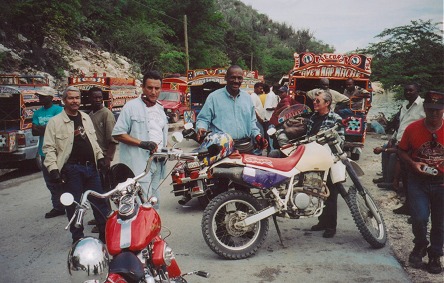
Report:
187,161,200,169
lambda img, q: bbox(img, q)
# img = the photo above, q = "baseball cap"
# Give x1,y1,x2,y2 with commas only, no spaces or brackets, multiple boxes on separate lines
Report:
278,85,288,93
424,91,444,110
35,91,54,97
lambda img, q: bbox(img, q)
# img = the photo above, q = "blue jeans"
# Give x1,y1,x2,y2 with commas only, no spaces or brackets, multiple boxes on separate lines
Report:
407,174,444,257
41,156,64,211
62,163,110,242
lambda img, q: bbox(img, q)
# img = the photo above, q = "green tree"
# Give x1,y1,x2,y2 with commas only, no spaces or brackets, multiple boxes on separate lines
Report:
360,20,444,96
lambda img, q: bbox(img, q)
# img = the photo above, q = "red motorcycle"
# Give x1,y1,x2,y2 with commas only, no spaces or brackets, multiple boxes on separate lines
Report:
61,133,209,283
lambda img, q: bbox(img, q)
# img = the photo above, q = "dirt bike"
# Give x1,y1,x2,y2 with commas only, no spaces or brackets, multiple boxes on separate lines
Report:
60,132,209,282
201,124,387,259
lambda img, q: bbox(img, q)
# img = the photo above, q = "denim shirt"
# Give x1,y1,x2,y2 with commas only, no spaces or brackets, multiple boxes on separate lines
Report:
112,97,168,182
196,86,260,140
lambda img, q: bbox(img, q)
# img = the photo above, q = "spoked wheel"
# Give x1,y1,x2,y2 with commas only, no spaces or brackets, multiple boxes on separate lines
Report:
343,185,387,248
201,190,269,259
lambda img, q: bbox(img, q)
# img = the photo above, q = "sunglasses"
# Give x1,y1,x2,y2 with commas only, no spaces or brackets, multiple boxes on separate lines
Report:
431,133,438,148
314,98,324,104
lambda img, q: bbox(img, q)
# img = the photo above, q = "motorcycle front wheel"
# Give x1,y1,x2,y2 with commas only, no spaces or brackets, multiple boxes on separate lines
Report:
342,185,387,248
201,190,269,260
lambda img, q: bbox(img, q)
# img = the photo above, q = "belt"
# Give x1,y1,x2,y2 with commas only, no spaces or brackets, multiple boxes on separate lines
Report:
67,160,95,167
233,137,251,144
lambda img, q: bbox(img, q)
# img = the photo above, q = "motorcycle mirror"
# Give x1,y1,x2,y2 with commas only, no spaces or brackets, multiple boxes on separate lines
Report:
267,127,277,136
60,193,74,206
171,132,184,143
184,122,193,130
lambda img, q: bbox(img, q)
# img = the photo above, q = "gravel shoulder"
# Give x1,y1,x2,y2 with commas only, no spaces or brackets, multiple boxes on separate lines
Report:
360,132,442,283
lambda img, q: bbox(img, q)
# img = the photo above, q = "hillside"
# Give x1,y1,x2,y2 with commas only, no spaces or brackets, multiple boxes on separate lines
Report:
0,0,333,86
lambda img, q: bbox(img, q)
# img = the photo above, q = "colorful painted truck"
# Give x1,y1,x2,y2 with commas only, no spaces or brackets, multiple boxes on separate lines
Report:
0,74,61,170
68,73,138,118
287,52,373,160
159,75,189,123
186,68,262,122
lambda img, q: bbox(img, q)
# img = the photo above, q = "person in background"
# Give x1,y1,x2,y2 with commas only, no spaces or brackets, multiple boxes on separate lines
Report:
398,90,443,274
308,90,344,238
262,83,277,152
87,87,118,232
43,86,109,244
250,82,266,155
337,78,371,117
306,78,349,111
374,83,425,216
112,71,168,209
32,90,64,219
196,65,268,153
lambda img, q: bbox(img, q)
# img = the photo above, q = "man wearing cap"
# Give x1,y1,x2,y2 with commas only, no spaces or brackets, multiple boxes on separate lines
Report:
398,90,444,274
196,65,268,153
32,90,63,219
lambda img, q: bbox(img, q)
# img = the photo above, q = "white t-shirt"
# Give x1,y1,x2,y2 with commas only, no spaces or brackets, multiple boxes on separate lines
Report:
264,91,279,121
250,92,266,121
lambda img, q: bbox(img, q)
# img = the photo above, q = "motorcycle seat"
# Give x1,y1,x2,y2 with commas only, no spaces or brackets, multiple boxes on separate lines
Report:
241,145,305,172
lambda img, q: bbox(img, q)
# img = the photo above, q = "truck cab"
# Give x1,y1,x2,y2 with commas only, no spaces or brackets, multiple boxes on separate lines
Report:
0,74,60,170
159,75,189,123
287,52,373,160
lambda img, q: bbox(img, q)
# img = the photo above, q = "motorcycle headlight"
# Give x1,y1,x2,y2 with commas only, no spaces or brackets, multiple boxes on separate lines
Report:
163,244,175,266
67,237,110,283
166,109,172,113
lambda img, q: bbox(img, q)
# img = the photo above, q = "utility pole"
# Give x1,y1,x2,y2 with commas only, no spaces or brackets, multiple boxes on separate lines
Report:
184,15,189,71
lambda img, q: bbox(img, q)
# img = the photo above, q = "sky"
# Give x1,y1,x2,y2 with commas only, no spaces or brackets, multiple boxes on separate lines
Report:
240,0,443,53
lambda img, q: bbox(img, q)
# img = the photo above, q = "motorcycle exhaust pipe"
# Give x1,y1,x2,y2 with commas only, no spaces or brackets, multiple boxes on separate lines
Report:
211,167,249,187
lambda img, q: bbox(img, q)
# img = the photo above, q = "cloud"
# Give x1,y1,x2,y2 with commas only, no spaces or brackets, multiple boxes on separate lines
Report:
241,0,443,53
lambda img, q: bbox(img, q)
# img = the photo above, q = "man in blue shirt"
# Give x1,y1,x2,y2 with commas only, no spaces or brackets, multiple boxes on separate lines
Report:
196,65,268,153
32,91,64,218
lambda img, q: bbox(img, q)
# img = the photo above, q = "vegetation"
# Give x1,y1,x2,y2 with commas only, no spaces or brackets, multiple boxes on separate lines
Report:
359,20,444,97
0,0,332,82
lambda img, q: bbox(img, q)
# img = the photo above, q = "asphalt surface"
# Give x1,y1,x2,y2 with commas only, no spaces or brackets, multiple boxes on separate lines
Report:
0,127,411,283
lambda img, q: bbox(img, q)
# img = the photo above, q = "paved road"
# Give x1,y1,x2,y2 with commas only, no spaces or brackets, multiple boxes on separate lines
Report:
0,132,411,282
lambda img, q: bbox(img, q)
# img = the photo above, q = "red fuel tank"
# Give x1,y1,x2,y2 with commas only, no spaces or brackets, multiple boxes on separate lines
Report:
106,206,161,255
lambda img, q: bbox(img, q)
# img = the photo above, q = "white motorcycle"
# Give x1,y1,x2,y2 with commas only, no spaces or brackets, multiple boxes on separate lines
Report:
201,125,387,259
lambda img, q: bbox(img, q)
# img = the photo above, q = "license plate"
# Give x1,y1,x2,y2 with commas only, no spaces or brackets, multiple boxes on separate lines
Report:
187,161,200,169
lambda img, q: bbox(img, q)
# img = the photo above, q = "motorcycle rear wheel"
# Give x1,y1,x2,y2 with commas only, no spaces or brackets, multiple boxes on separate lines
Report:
343,185,387,248
201,190,269,259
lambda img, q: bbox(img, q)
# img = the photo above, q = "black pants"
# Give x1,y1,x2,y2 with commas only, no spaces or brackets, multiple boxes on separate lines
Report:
318,177,339,229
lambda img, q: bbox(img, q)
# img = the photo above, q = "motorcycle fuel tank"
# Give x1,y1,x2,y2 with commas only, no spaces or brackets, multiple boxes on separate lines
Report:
106,206,161,255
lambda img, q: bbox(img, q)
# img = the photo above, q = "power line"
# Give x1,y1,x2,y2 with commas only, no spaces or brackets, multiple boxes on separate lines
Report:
130,0,183,23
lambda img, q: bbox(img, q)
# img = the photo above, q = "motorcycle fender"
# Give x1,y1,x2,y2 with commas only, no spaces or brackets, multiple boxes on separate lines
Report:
152,239,182,278
330,161,346,184
348,159,365,177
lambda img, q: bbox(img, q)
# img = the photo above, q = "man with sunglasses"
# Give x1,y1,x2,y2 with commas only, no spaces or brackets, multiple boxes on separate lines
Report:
397,90,443,274
307,90,344,238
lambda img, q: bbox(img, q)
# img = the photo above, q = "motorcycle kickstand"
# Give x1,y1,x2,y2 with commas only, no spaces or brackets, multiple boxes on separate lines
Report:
272,215,285,247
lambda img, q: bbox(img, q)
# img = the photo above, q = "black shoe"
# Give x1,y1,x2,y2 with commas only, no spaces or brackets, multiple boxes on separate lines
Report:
91,226,99,233
393,205,410,215
323,228,336,238
311,223,327,231
372,177,385,183
377,182,393,189
87,219,97,225
408,246,427,268
427,256,442,274
45,208,65,219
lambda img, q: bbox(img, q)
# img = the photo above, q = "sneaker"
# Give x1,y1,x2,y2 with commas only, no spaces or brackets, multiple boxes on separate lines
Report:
87,219,97,225
311,223,327,231
372,177,385,183
393,205,410,215
427,256,442,274
408,246,427,268
323,228,336,238
45,208,65,219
